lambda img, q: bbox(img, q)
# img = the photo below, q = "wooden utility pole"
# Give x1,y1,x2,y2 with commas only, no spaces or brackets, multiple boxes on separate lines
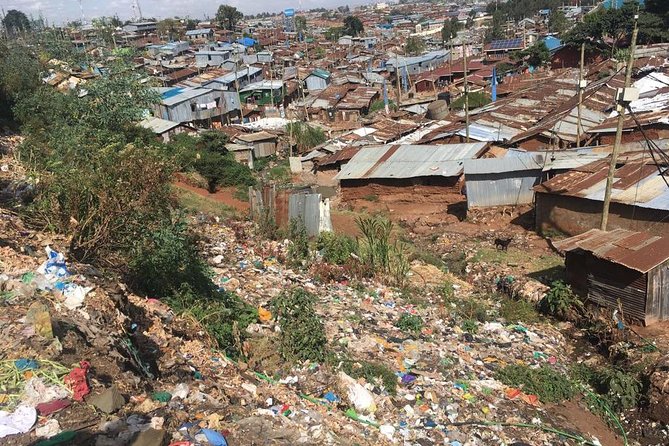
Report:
396,60,402,107
600,11,639,231
234,63,245,123
576,43,585,148
464,43,470,142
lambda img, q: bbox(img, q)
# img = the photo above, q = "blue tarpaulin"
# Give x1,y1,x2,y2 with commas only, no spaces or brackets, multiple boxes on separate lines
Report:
237,37,257,47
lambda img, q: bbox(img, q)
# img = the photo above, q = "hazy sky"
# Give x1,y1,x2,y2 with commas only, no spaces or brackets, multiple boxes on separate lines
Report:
2,0,371,25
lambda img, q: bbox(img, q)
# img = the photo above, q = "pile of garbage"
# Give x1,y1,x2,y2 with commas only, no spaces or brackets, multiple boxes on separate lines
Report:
0,210,620,445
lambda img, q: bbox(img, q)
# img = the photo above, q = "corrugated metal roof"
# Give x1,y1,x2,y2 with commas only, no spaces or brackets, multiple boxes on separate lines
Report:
535,156,669,211
464,153,545,174
554,228,669,273
335,143,488,180
139,116,181,134
161,87,213,106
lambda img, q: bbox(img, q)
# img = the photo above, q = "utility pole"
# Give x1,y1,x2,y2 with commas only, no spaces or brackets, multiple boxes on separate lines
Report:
234,64,245,123
396,59,402,107
464,43,469,143
577,43,585,148
600,11,639,231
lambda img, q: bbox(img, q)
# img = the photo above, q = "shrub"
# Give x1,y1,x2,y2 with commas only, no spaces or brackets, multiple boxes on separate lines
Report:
342,360,398,395
255,207,279,240
317,231,357,265
285,122,327,154
356,216,392,272
194,150,256,193
461,319,478,334
129,219,257,356
496,364,575,403
271,288,327,363
396,313,423,335
500,298,540,324
595,367,642,412
539,280,582,319
438,280,455,303
287,218,310,266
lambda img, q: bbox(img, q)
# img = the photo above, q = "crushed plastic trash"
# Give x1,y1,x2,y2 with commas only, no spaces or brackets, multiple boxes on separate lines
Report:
35,419,61,438
15,359,39,371
0,405,37,438
339,371,377,414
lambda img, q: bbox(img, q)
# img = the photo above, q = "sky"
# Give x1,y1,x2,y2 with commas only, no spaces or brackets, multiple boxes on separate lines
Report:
1,0,371,25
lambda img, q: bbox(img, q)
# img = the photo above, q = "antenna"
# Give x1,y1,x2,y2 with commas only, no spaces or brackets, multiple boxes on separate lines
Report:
78,0,86,25
131,0,143,21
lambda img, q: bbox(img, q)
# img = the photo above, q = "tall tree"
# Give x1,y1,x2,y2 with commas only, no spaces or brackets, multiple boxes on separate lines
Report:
157,18,182,41
442,17,462,43
216,5,243,31
342,15,364,37
405,36,426,56
295,16,307,33
3,10,31,37
548,10,568,34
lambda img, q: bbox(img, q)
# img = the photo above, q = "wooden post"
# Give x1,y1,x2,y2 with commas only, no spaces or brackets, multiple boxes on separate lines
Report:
600,11,638,231
577,43,585,148
464,43,469,143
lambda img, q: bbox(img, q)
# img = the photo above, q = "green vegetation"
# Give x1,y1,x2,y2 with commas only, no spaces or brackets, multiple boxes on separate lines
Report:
405,36,426,56
450,91,491,110
461,319,478,334
369,99,396,114
396,313,424,334
216,4,243,30
500,298,541,324
271,288,327,363
174,188,238,220
317,231,357,265
539,280,582,320
342,360,398,395
513,42,550,68
496,364,575,403
287,218,310,266
342,15,364,37
286,122,327,154
571,363,643,414
129,220,256,356
441,17,463,43
356,216,410,286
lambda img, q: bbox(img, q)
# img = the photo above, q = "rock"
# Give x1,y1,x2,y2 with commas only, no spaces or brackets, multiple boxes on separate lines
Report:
647,355,669,423
131,428,167,446
88,386,126,414
25,302,53,339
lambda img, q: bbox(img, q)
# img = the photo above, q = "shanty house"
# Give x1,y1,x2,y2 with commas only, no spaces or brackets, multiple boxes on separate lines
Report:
554,229,669,325
154,87,223,124
239,80,284,106
534,156,669,237
195,50,231,68
463,153,544,208
304,69,332,92
335,142,489,200
186,28,214,41
233,131,279,158
139,116,196,142
484,38,525,60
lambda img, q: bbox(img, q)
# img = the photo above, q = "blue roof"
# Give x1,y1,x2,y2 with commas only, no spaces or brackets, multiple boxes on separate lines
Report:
543,36,563,52
161,87,185,100
237,37,257,47
603,0,643,8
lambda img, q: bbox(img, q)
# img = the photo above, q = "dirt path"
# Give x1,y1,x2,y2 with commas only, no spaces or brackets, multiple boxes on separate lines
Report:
174,181,250,211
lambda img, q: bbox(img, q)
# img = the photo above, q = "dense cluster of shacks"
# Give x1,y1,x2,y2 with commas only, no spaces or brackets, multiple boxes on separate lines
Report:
44,2,669,323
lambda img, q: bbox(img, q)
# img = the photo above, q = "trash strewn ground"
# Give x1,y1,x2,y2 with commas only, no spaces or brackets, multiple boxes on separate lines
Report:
1,205,651,446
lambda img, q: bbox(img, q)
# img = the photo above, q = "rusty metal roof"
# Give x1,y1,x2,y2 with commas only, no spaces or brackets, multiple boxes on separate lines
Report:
534,154,669,211
554,228,669,273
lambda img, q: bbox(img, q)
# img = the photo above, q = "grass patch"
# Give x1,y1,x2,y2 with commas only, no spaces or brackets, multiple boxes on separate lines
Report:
174,187,238,219
341,359,398,395
496,364,575,403
267,160,292,184
499,298,541,324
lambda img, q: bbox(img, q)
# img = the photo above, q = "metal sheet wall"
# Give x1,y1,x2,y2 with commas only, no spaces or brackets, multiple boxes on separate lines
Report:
586,257,648,323
466,171,541,208
647,262,669,323
288,193,328,237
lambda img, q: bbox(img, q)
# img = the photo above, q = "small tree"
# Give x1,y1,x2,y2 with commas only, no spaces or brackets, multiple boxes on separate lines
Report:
405,36,426,56
3,10,30,37
548,10,568,35
216,5,243,31
343,15,364,36
295,16,307,33
442,17,462,44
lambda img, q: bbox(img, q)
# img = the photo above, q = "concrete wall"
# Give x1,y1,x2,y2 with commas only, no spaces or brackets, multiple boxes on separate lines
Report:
535,192,669,237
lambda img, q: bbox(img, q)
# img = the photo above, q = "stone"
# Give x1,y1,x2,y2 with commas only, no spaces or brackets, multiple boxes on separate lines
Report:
25,302,53,339
131,428,167,446
88,386,126,414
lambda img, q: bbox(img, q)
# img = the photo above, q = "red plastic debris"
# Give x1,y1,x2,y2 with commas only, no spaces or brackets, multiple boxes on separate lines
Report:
64,361,91,401
36,399,71,416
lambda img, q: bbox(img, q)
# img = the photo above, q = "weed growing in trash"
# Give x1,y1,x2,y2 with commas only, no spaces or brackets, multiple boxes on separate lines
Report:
496,364,575,403
499,297,541,324
271,288,327,363
129,219,257,356
255,206,279,240
287,218,310,267
316,231,357,265
396,313,424,335
539,280,583,320
341,359,398,395
355,216,411,286
461,319,479,334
